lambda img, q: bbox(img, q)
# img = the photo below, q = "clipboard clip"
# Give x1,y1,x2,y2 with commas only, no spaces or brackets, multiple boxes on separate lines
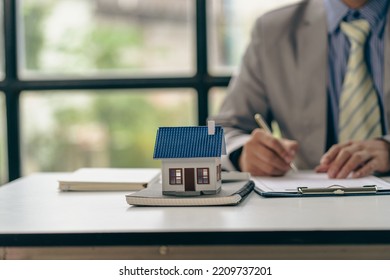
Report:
298,184,377,195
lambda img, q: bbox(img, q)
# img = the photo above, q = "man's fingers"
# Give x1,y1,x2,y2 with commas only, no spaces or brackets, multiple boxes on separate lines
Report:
253,154,288,176
320,141,352,165
321,140,390,178
282,139,299,157
352,159,375,178
240,129,296,176
320,145,341,165
327,143,364,178
240,146,287,176
254,144,291,173
253,129,294,163
314,164,329,173
327,149,353,178
335,151,372,178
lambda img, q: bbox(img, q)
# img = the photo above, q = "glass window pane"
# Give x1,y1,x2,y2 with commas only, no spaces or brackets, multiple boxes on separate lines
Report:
19,0,195,78
208,0,301,75
0,93,7,184
20,89,196,175
208,87,226,116
0,1,4,79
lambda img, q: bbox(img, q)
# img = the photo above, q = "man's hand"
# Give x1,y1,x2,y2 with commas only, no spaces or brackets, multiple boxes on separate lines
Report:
315,139,390,178
239,128,298,176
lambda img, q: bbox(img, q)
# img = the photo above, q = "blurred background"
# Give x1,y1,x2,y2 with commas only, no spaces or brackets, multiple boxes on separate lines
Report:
0,0,300,184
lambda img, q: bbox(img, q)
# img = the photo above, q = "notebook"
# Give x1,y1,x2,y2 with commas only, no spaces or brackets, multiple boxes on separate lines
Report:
59,168,161,191
126,180,254,206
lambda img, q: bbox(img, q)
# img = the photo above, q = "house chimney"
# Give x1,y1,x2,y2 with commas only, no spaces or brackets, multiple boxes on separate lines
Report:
208,120,215,135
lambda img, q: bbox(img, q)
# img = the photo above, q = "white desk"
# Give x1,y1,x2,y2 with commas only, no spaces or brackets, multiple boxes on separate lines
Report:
1,173,390,259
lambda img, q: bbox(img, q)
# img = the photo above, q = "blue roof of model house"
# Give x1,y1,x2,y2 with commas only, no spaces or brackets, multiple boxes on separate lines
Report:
153,126,226,159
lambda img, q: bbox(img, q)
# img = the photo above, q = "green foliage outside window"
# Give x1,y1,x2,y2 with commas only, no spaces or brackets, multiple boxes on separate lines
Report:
22,92,195,173
23,3,51,69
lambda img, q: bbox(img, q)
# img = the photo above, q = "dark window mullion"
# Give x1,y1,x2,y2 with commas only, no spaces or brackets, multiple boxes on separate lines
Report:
12,77,200,91
196,0,209,126
4,0,21,181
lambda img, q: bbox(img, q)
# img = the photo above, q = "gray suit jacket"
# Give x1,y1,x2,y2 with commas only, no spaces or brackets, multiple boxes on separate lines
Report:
212,0,390,170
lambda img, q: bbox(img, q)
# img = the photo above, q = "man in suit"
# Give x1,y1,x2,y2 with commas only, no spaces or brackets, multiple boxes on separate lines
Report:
212,0,390,178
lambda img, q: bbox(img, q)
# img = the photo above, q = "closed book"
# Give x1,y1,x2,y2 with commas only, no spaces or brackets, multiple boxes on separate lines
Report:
125,180,254,206
59,168,160,191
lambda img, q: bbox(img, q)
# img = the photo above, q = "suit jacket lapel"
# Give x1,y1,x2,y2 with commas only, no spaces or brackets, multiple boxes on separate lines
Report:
295,0,328,167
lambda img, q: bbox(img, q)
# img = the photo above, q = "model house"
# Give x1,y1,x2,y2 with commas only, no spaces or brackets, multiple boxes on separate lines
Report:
153,121,226,196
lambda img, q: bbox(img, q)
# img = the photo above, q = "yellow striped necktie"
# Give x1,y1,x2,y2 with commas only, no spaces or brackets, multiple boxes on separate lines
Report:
338,19,382,143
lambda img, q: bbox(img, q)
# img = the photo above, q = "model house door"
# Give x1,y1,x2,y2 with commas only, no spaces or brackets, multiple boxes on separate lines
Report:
184,168,195,192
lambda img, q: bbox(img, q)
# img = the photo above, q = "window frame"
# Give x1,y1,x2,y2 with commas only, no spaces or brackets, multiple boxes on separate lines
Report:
169,168,183,185
197,167,209,185
0,0,230,182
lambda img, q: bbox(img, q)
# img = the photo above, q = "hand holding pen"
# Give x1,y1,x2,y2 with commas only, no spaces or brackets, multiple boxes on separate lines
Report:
254,114,298,172
237,114,299,176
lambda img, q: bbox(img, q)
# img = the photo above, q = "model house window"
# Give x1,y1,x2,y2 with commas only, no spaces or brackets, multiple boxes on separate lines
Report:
169,168,183,185
197,168,209,184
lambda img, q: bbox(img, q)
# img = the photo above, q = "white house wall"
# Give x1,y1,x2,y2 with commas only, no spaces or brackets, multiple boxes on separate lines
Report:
161,157,221,193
